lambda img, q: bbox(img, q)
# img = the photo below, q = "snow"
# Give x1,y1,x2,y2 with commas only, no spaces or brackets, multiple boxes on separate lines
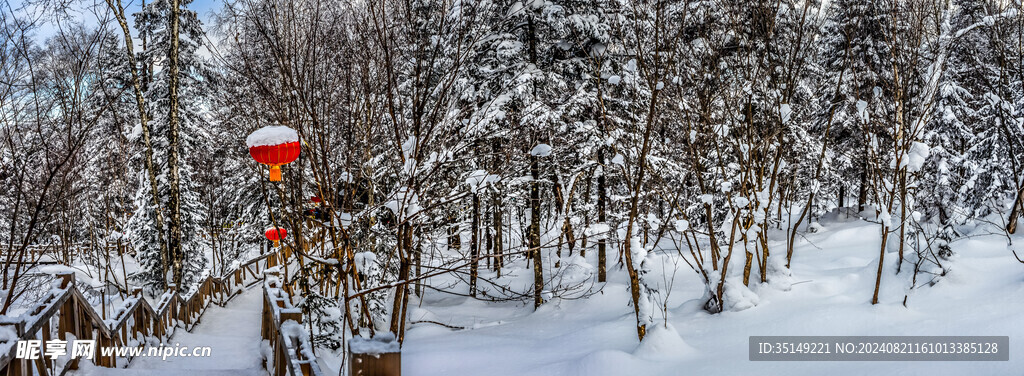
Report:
349,332,400,355
633,323,696,361
465,170,498,193
398,217,1024,376
0,325,16,358
37,265,105,288
303,254,339,265
529,143,552,157
584,223,612,239
625,59,637,72
907,141,930,172
245,126,299,148
607,75,621,85
856,100,869,120
354,252,377,274
611,154,625,166
137,288,263,373
780,103,792,124
673,219,689,232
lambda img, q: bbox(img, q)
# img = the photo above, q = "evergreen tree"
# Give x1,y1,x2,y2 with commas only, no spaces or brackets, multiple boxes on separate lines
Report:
127,0,212,291
818,0,896,212
919,0,994,259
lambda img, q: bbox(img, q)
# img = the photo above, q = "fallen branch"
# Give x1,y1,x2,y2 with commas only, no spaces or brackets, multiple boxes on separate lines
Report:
410,320,468,330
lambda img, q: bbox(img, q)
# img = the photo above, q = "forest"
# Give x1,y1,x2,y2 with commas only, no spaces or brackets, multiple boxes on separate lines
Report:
1,0,1023,375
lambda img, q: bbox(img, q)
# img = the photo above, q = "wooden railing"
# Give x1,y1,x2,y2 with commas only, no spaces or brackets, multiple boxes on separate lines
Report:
263,270,323,376
0,247,321,376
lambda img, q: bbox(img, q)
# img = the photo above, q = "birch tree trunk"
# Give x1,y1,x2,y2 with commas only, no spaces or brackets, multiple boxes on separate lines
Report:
167,0,185,290
104,0,170,288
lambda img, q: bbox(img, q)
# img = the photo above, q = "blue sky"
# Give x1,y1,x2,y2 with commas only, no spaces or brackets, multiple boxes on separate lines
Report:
8,0,224,42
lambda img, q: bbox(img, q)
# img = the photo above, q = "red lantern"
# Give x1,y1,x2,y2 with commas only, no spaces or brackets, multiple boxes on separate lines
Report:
265,227,287,247
247,126,301,182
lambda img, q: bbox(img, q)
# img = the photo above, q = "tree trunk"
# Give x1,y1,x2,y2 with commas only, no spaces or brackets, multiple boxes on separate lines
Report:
469,194,480,297
167,0,185,290
857,155,869,212
597,148,607,283
1007,184,1023,234
529,155,544,309
872,224,888,305
447,210,460,251
838,184,846,210
492,139,504,276
623,78,663,341
390,224,412,342
492,195,503,277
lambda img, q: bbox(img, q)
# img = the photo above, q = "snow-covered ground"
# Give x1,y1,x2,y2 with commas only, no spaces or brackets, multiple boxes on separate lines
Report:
392,215,1024,375
12,214,1021,375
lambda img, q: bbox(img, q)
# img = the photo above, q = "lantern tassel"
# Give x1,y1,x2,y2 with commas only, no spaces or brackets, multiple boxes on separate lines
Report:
269,165,282,181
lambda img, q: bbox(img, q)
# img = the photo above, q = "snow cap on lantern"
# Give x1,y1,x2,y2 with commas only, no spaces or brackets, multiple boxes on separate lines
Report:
265,227,288,247
247,126,300,181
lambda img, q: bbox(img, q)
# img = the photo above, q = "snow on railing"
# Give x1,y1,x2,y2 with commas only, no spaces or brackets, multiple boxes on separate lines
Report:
262,267,324,376
0,248,290,375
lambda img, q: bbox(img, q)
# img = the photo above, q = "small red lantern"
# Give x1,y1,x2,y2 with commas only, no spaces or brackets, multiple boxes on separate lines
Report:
265,227,287,247
247,126,301,182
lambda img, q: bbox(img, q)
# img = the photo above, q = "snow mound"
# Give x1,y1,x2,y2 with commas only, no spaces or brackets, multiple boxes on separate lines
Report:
354,252,377,274
765,257,794,291
557,254,594,287
633,323,696,360
721,278,759,312
246,126,299,148
465,170,498,193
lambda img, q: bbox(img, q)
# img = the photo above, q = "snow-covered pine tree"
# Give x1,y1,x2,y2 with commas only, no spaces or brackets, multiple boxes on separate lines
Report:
466,0,567,308
962,1,1024,229
83,32,141,286
817,0,896,213
127,0,211,292
917,0,994,262
544,0,621,275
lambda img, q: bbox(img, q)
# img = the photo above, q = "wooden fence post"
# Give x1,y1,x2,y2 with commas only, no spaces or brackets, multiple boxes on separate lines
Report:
55,272,81,370
349,335,401,376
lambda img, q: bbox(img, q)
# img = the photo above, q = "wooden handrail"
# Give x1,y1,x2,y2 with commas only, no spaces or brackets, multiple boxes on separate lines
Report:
262,270,323,376
0,248,318,376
